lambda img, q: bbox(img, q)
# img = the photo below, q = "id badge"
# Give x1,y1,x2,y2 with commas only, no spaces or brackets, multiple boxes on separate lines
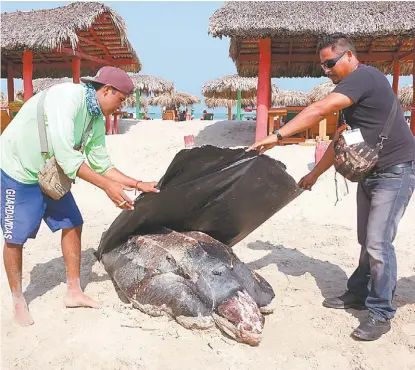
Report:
343,128,364,146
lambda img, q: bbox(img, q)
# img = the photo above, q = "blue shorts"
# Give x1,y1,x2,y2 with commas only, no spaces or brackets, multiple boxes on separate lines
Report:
1,170,83,244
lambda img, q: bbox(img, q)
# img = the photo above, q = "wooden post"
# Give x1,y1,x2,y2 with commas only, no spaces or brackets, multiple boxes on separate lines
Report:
23,50,33,102
256,38,271,141
410,53,415,136
105,116,111,134
227,105,232,120
135,90,141,119
72,57,81,83
392,56,400,94
318,118,327,140
7,61,14,104
236,90,242,120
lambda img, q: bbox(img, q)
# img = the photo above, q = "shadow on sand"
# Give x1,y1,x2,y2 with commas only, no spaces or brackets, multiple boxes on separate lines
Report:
23,248,109,305
194,120,256,148
247,240,415,324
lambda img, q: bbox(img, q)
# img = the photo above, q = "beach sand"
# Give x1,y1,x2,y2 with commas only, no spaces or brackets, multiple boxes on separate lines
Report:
1,119,414,370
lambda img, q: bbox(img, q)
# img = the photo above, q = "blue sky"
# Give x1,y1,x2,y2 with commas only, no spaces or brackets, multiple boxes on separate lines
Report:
1,1,413,113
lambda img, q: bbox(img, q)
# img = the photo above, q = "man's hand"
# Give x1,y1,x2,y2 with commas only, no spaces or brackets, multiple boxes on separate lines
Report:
298,172,319,191
246,134,279,155
136,181,160,193
103,180,135,210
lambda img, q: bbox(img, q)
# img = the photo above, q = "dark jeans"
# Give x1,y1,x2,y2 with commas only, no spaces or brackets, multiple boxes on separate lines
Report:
347,162,415,320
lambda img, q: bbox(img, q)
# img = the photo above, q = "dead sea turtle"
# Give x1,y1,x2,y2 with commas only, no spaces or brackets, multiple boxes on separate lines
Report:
101,227,275,345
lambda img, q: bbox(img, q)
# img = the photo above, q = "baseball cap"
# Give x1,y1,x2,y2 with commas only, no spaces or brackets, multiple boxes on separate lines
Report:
81,66,135,95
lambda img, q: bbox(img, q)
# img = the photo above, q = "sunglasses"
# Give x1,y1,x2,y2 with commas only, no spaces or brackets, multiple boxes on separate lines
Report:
321,50,348,69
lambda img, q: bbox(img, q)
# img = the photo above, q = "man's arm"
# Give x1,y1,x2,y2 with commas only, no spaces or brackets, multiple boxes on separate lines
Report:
247,92,354,154
279,93,354,138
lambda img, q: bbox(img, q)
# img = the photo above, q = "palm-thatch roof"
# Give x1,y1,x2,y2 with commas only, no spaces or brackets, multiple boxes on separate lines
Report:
1,2,141,79
208,2,415,77
202,74,280,100
128,74,174,95
32,78,73,93
272,90,311,107
204,97,255,109
122,94,148,109
308,81,336,103
148,91,201,107
398,84,413,110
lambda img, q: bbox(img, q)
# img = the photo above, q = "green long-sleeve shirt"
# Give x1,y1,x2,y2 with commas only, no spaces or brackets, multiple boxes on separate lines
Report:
1,82,114,184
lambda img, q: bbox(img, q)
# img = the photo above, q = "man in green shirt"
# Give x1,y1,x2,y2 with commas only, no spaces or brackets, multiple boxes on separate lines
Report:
1,66,159,327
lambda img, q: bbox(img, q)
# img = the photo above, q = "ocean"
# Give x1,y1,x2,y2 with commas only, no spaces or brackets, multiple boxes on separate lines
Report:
124,108,256,120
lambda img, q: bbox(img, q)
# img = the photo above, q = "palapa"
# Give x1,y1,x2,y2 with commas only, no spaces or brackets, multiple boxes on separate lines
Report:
272,90,310,107
308,81,336,102
202,74,280,103
398,84,413,110
208,1,415,77
128,74,174,95
149,91,200,108
1,2,141,79
204,97,255,109
123,95,148,109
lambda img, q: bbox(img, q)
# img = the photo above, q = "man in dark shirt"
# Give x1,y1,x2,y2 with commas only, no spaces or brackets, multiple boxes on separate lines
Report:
247,34,415,341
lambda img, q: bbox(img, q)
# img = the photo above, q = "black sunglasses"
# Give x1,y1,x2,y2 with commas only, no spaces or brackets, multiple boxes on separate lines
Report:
321,50,348,69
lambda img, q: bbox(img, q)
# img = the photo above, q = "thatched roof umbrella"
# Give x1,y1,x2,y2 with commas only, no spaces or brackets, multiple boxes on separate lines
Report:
149,91,200,110
128,74,174,96
127,74,174,117
1,2,141,80
204,96,256,120
308,81,336,103
202,74,279,119
272,90,311,107
32,78,72,93
122,95,148,109
398,85,413,111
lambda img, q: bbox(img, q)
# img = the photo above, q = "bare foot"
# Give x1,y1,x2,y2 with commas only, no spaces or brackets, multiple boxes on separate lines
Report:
64,290,102,309
13,296,34,327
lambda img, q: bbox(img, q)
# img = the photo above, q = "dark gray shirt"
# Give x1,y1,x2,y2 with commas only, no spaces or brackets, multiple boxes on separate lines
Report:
333,64,415,171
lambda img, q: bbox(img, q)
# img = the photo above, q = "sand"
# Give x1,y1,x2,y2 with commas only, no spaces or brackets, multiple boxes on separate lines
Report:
1,118,414,370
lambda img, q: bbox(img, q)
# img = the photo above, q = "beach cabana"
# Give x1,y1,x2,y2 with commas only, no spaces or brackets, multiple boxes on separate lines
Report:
204,96,256,120
209,1,415,138
202,74,279,120
308,81,336,103
398,84,413,112
149,91,200,120
1,2,140,103
128,74,174,118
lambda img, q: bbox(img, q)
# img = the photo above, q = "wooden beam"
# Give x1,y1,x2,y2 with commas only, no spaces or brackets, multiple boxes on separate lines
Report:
392,56,400,94
256,38,271,141
72,57,81,83
23,50,33,102
7,61,14,103
32,59,137,70
85,29,112,57
368,38,376,53
52,47,112,65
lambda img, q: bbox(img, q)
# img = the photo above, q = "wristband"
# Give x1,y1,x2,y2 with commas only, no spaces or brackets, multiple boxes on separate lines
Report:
273,129,283,140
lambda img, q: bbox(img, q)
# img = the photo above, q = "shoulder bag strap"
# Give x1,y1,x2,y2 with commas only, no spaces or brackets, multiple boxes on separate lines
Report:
76,116,95,153
379,97,398,142
37,90,49,155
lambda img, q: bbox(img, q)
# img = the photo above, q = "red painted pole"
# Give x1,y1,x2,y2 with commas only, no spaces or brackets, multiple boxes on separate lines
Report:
7,62,14,103
410,53,415,136
105,116,111,134
392,56,400,94
23,50,33,102
113,113,118,134
72,57,81,83
255,38,271,141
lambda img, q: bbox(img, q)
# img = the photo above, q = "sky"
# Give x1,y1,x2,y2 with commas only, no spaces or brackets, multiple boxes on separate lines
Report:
1,0,413,114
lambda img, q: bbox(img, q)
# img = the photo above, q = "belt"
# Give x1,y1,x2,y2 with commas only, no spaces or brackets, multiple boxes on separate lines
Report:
374,161,414,175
